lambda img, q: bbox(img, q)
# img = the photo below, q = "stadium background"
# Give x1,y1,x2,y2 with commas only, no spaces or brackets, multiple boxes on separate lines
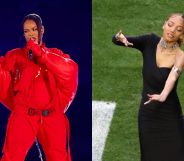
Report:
93,0,184,161
0,0,92,161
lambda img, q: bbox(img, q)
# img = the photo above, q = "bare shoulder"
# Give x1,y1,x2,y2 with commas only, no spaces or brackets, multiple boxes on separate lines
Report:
175,49,184,68
177,49,184,58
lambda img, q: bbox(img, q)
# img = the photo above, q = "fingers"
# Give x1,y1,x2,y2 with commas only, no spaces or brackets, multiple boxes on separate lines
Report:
27,39,38,45
116,30,133,46
147,94,152,97
117,30,122,37
144,94,154,105
26,39,34,48
121,38,133,46
115,30,122,40
144,93,163,105
26,39,39,50
28,39,35,44
126,41,133,46
144,99,152,105
118,30,122,36
122,39,133,46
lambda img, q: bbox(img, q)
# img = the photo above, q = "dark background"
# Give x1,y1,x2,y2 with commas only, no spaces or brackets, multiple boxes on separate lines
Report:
0,0,91,161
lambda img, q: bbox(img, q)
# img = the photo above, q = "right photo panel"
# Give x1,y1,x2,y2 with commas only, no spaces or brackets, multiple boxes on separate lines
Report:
93,1,184,161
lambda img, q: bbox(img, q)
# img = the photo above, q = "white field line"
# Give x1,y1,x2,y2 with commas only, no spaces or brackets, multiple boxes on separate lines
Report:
92,101,116,161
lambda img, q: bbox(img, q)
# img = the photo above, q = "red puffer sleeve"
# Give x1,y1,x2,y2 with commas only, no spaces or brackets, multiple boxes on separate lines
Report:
40,48,78,112
0,60,11,101
0,52,15,110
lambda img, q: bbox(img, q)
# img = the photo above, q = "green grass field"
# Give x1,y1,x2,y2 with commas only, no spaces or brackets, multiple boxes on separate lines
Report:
92,1,184,161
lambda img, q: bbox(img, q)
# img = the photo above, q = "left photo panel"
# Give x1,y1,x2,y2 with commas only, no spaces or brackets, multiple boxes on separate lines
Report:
0,1,92,161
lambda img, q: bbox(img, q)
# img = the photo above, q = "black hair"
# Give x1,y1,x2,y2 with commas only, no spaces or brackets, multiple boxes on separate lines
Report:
22,13,42,30
22,13,43,43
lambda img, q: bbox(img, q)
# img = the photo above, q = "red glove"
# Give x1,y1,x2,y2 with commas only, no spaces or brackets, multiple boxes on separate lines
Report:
26,39,42,57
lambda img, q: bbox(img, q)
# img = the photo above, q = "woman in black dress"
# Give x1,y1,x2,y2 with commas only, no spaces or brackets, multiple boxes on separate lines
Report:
112,13,184,161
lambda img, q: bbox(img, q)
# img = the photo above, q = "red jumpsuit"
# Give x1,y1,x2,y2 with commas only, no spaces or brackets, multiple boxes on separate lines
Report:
0,44,78,161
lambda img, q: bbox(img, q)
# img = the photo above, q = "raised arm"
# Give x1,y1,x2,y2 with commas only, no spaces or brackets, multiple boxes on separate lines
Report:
26,40,78,112
112,30,133,46
26,40,78,87
112,30,152,51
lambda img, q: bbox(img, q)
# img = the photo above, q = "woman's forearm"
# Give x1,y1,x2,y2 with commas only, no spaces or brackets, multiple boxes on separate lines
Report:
160,67,180,100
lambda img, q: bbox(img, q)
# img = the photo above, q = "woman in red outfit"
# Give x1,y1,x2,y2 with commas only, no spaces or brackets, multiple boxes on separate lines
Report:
0,13,78,161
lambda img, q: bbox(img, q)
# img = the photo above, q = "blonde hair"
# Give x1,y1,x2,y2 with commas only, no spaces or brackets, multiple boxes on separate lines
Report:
166,13,184,46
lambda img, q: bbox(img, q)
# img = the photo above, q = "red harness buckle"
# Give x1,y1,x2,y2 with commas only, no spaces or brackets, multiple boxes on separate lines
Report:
27,107,55,116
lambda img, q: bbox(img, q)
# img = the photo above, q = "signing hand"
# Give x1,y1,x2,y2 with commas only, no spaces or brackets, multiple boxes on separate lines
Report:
26,39,42,57
115,30,133,46
144,94,166,105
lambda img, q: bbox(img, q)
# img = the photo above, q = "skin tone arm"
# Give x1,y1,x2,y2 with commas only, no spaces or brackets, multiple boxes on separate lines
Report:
144,52,184,105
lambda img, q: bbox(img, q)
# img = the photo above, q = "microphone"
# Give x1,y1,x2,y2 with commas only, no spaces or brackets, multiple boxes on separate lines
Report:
28,50,33,61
